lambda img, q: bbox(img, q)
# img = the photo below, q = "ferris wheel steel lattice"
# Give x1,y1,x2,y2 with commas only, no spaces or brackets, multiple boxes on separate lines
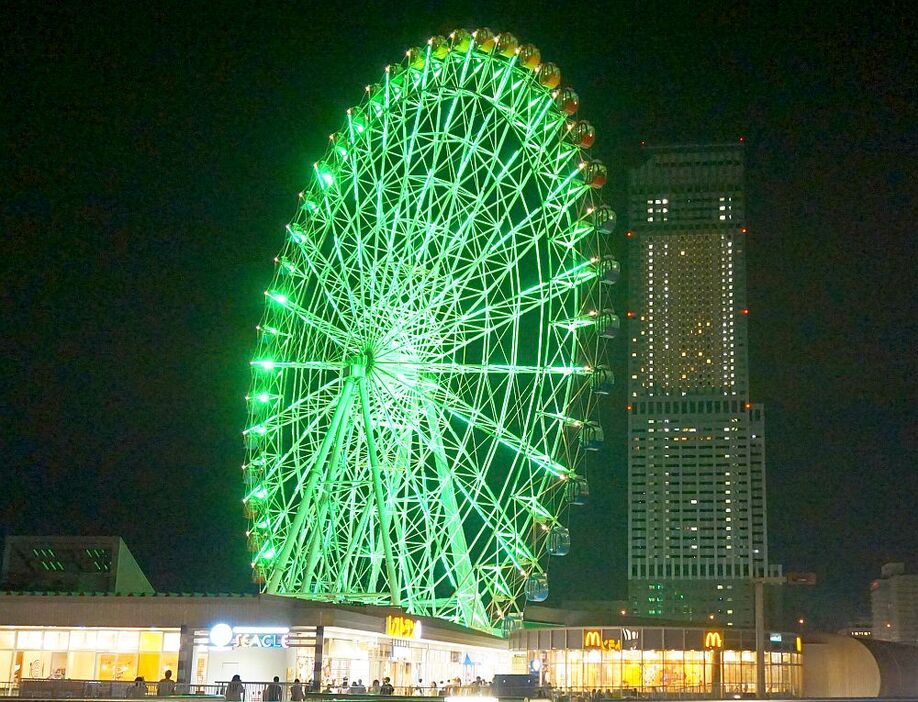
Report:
242,28,620,634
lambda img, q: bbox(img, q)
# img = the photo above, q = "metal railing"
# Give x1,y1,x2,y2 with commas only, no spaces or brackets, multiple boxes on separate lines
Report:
213,682,474,700
14,679,225,699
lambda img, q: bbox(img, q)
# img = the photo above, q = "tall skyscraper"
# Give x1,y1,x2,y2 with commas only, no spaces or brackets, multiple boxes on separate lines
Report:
625,143,780,627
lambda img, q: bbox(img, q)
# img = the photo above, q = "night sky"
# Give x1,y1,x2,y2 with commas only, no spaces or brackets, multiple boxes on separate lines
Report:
2,2,915,630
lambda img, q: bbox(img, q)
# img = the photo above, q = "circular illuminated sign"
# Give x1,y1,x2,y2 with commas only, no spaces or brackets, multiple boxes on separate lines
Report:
209,623,234,648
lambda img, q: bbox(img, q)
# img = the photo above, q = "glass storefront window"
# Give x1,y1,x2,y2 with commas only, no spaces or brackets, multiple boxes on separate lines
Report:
95,631,116,650
67,651,95,679
163,632,181,653
97,653,137,681
43,631,69,651
0,650,12,683
523,628,802,698
69,631,97,650
115,631,139,653
0,627,181,687
17,632,42,649
137,653,162,681
139,631,163,653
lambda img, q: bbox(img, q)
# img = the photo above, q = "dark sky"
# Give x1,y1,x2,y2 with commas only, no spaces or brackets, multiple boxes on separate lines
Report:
2,2,915,629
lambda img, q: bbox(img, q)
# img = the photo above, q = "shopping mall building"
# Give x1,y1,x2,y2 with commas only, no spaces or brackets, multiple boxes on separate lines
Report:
0,590,808,697
2,538,916,698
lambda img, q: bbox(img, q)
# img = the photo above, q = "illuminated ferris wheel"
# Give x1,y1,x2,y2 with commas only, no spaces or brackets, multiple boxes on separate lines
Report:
242,28,620,633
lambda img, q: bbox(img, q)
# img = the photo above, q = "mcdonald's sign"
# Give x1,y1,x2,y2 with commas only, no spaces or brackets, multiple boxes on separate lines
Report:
583,629,621,651
704,630,723,649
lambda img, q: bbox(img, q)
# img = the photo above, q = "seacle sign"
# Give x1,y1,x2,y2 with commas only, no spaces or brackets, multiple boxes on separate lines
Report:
235,633,289,649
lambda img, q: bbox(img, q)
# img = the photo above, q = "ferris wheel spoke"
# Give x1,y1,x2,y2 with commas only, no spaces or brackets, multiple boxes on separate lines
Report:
424,132,530,292
367,366,487,621
432,403,540,573
284,225,359,334
297,409,356,593
444,162,589,308
419,398,497,628
357,372,402,606
266,376,358,591
438,261,599,361
436,381,569,480
379,361,589,376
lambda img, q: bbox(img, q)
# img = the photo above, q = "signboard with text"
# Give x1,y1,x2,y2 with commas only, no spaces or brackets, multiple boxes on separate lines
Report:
386,615,421,639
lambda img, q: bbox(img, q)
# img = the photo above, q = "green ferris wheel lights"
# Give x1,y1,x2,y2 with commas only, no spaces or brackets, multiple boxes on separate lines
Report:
243,28,619,634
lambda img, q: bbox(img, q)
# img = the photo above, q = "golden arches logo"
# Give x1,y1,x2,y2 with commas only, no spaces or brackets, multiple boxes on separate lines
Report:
583,630,603,649
704,631,723,649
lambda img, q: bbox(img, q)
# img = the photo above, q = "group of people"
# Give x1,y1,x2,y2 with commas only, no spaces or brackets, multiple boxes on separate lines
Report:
126,670,177,697
219,674,493,700
224,674,296,701
321,677,392,694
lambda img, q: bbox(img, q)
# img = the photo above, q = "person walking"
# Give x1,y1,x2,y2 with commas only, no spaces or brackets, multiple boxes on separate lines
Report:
156,670,176,697
265,677,283,702
290,679,304,701
225,675,245,701
380,677,394,695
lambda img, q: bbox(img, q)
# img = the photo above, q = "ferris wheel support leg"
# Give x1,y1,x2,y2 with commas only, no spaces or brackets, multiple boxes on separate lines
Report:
333,482,375,592
267,376,357,592
423,399,489,630
300,406,354,593
358,373,402,607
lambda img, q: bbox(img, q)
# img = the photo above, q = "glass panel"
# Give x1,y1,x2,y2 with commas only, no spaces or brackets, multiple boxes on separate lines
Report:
642,650,664,692
96,631,116,650
137,653,161,682
50,652,67,678
583,648,602,689
116,631,140,653
139,632,163,653
44,631,70,651
621,650,641,690
683,650,706,692
163,632,181,653
0,651,13,683
663,629,684,650
67,651,96,679
663,650,682,691
642,628,662,650
0,631,15,649
21,650,52,678
161,653,179,680
69,630,98,650
103,653,137,681
17,631,43,649
550,630,566,650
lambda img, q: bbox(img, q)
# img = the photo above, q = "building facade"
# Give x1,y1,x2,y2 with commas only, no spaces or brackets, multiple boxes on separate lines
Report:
0,593,508,695
871,562,918,644
625,143,780,627
1,537,153,595
510,624,802,697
